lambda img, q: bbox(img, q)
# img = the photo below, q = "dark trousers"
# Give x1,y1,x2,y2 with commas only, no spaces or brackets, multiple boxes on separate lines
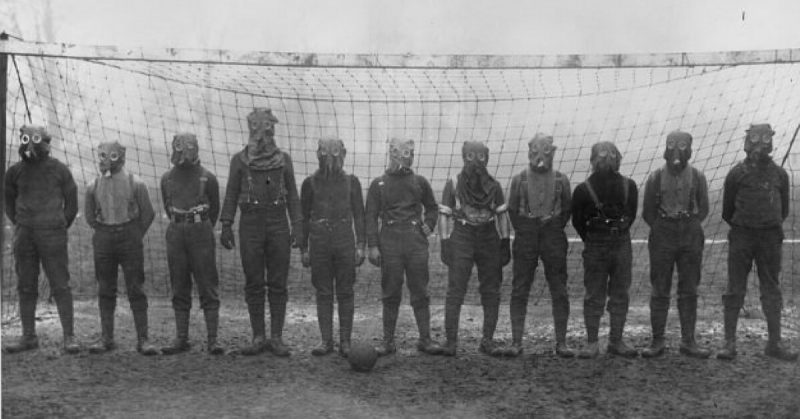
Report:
510,222,569,320
239,210,291,308
723,226,784,312
93,222,148,313
446,222,502,307
648,218,704,311
380,223,430,309
582,233,632,319
166,220,220,312
309,221,356,301
14,225,72,302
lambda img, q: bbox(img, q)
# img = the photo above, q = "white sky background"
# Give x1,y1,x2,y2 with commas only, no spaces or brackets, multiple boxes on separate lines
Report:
1,0,799,55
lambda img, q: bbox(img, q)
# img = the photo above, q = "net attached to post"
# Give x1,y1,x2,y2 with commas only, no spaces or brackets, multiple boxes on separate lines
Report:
1,40,798,321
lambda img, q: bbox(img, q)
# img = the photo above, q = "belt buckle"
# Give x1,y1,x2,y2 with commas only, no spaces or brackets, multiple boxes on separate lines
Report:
193,213,200,223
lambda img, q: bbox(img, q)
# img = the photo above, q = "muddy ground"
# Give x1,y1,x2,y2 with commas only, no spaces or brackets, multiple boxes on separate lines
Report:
2,299,799,418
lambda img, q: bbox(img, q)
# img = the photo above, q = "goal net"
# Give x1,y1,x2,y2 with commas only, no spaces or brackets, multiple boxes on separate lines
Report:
2,40,798,320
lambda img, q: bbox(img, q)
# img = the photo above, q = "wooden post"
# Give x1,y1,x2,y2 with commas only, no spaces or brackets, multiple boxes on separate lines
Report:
1,32,9,285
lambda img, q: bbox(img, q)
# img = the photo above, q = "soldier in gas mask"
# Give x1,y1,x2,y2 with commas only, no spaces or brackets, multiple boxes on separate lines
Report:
506,133,574,358
438,141,511,357
571,141,639,358
159,133,223,355
85,141,157,355
299,137,366,357
641,131,711,359
717,124,797,361
365,138,443,356
3,125,80,354
220,108,302,357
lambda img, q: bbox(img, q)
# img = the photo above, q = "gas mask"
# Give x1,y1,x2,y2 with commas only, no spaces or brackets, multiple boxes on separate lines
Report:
462,140,490,181
387,138,414,173
317,137,346,177
744,123,774,163
97,141,126,177
528,133,556,173
171,132,200,168
664,131,692,173
18,125,51,163
590,141,622,174
246,108,279,159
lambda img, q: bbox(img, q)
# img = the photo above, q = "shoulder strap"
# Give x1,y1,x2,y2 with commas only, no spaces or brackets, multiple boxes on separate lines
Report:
584,178,602,209
518,170,528,214
345,174,353,211
622,176,629,207
198,172,208,204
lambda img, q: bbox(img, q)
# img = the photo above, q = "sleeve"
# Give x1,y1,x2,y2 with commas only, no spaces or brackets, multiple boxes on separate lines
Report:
506,175,522,229
299,177,313,251
84,180,98,229
494,181,512,239
207,171,221,227
350,175,366,248
558,173,572,228
419,175,438,232
721,167,738,225
440,179,456,210
695,169,710,223
220,155,242,225
282,153,303,234
135,179,156,233
571,183,588,241
641,171,659,227
160,172,171,218
365,178,382,248
625,178,638,223
779,167,790,221
61,166,79,229
4,166,18,225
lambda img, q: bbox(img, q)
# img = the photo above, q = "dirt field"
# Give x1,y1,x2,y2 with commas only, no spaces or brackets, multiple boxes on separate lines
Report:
2,298,799,419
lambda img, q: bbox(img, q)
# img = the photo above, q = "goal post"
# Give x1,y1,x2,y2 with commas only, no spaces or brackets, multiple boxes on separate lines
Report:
1,38,798,321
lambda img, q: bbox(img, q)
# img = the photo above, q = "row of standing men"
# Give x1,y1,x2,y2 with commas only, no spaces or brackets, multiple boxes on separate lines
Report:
3,108,796,362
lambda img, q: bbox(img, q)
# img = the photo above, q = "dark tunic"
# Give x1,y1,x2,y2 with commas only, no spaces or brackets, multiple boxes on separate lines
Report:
5,157,78,229
365,170,437,248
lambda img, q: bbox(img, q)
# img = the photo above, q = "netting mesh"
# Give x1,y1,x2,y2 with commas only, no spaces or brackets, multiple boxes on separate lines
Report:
2,46,798,321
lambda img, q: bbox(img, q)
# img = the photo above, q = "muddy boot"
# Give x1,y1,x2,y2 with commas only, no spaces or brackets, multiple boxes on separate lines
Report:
506,302,526,357
4,298,39,354
763,302,798,362
478,304,503,357
678,298,710,359
133,310,158,356
553,312,574,358
338,296,354,358
642,305,668,358
311,298,334,356
441,302,460,357
269,302,291,357
54,291,80,354
414,306,444,355
89,302,116,354
162,310,191,355
607,314,638,358
578,316,601,359
376,303,398,356
241,304,268,355
204,309,225,355
716,306,739,361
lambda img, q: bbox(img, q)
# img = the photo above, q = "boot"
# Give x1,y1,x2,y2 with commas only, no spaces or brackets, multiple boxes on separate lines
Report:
678,298,710,359
241,304,268,355
338,297,354,358
641,304,668,358
54,291,80,354
716,306,739,361
268,302,291,357
414,306,444,355
133,310,158,356
311,299,334,356
507,301,526,357
479,304,503,357
376,303,398,356
578,316,601,359
607,314,638,358
553,312,574,358
4,298,39,354
441,302,460,357
204,309,225,355
763,302,798,362
88,302,116,354
161,310,191,355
